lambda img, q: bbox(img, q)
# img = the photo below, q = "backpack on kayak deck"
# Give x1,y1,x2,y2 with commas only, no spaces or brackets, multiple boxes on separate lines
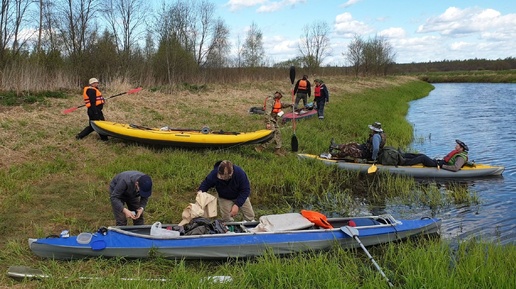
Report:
378,146,404,166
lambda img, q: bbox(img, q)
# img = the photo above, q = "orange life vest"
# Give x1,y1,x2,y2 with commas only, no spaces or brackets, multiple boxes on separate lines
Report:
272,98,282,113
298,79,308,90
301,210,333,229
83,86,105,108
314,85,321,97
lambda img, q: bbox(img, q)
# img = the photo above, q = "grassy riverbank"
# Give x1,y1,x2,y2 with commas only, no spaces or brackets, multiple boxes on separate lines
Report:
1,76,514,288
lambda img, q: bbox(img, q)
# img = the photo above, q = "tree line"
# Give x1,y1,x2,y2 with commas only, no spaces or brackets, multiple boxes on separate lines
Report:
0,0,511,93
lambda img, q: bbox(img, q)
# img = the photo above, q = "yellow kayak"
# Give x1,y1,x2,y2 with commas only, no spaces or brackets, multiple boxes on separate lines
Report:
91,121,274,148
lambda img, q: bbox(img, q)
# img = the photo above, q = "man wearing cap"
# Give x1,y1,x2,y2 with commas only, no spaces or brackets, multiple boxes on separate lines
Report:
329,122,386,161
109,171,152,226
255,91,291,156
402,139,469,171
76,77,108,141
197,160,255,222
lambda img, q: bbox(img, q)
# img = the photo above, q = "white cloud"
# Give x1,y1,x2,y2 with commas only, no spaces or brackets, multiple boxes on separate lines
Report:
379,27,406,39
341,0,362,8
226,0,306,13
225,0,268,11
334,12,374,37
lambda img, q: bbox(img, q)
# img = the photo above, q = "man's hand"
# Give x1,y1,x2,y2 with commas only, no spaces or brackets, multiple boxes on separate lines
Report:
230,204,239,217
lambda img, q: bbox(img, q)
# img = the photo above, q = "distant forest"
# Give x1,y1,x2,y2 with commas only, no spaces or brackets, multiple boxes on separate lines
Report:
391,57,516,74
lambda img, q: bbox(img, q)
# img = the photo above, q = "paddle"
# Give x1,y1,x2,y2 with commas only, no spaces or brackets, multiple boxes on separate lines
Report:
7,265,232,283
290,66,299,152
368,162,378,174
62,87,143,114
341,226,394,287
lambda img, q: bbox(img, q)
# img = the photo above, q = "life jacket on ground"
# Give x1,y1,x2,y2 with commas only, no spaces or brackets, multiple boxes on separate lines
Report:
301,210,333,229
83,86,105,108
298,79,308,91
314,85,321,98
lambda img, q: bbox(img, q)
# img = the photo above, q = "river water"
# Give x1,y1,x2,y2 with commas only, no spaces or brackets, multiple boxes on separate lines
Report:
404,83,516,245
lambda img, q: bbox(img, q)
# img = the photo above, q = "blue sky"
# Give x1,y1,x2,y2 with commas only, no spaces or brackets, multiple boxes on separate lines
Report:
191,0,516,65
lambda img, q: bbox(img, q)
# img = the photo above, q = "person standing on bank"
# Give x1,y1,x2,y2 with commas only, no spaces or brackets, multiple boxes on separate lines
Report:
293,74,311,110
313,79,329,119
255,91,291,156
197,160,255,222
109,171,153,226
76,78,108,141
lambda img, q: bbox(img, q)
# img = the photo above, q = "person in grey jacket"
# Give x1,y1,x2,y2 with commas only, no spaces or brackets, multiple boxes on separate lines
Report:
109,171,152,226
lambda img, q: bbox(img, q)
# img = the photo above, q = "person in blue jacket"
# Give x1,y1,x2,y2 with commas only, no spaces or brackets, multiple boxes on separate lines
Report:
197,160,255,222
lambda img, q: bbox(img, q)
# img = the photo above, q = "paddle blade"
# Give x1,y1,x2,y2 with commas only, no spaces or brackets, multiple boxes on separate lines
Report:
291,134,299,152
341,226,359,237
62,106,78,114
127,87,143,94
289,66,296,84
368,163,378,174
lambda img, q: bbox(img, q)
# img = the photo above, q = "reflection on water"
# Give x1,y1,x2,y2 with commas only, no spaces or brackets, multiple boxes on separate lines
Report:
403,83,516,244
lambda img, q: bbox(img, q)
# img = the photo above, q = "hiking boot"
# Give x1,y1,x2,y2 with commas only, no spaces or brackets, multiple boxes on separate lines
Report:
329,138,339,151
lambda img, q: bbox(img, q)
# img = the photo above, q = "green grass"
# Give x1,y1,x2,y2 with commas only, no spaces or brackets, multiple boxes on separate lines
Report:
0,76,511,288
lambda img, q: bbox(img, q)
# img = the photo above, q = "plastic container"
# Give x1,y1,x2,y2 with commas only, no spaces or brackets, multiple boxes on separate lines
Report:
77,232,93,244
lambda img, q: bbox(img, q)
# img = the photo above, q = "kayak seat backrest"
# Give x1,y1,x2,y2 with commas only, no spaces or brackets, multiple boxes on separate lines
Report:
350,218,381,227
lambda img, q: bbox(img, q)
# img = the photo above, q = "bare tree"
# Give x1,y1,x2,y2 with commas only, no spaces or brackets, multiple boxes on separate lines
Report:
103,0,147,55
241,22,265,67
298,21,330,69
346,34,364,77
204,18,230,67
57,0,101,56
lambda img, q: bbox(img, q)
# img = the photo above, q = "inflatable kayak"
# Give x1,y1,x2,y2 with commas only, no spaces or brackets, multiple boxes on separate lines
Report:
298,153,505,178
282,108,317,123
91,121,274,148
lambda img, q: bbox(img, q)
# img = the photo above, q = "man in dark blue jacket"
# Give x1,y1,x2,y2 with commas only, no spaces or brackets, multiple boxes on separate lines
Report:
109,171,152,226
197,160,255,222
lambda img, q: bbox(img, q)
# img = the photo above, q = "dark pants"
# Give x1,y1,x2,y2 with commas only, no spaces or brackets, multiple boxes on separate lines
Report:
402,153,438,167
77,106,108,140
112,197,144,226
315,98,326,118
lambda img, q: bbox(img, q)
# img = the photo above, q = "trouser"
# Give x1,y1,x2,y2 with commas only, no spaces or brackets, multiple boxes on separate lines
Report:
112,197,144,226
294,92,308,110
315,98,326,118
402,153,438,167
218,197,255,222
77,107,108,140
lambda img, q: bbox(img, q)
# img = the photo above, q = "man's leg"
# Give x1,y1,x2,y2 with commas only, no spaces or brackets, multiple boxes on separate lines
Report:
112,204,128,226
218,197,234,222
240,198,255,221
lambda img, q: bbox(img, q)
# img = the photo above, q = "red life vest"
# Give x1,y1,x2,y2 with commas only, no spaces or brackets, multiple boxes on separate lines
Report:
314,85,321,98
298,79,308,90
83,86,105,108
272,98,282,113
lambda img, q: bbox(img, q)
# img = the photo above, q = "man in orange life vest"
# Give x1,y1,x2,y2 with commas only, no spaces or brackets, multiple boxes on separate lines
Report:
255,91,291,156
76,78,108,141
293,74,311,110
401,139,469,171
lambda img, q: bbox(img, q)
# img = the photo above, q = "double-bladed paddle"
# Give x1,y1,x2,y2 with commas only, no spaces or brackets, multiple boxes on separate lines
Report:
341,226,394,287
290,66,298,152
62,87,142,114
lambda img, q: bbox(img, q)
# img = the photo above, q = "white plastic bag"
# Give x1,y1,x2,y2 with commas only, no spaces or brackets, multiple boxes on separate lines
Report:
150,222,180,238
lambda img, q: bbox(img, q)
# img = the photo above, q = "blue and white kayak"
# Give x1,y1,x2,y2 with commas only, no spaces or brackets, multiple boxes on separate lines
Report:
29,213,440,260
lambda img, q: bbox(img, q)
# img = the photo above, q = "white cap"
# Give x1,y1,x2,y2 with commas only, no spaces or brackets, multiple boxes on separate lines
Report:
89,78,99,85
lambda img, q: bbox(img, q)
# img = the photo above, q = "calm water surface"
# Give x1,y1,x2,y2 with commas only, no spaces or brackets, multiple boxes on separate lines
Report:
403,83,516,244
